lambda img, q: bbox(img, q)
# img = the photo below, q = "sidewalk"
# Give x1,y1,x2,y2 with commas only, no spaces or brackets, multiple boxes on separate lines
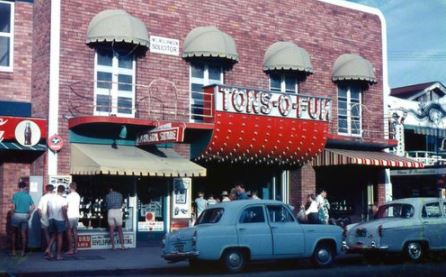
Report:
0,244,184,276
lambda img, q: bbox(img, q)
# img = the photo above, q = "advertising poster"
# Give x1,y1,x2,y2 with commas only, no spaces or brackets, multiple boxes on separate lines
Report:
171,178,192,219
77,232,135,250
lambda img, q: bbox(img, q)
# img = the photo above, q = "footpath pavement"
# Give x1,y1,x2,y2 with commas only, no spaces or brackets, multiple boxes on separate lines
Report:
0,242,185,277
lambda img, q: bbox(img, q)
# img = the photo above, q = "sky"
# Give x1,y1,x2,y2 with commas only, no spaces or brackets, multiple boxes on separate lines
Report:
346,0,446,89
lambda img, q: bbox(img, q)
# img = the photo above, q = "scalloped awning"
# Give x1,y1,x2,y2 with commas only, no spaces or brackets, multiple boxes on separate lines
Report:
263,41,313,73
86,9,149,47
182,26,239,62
332,53,376,83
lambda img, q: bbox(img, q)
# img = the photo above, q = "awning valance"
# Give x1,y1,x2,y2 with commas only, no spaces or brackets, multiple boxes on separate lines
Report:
312,148,424,168
86,9,150,47
71,143,206,177
263,41,313,73
413,126,446,138
182,26,239,62
332,53,376,84
0,142,46,151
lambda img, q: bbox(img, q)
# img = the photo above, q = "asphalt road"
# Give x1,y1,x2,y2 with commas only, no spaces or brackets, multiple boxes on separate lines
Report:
45,254,446,277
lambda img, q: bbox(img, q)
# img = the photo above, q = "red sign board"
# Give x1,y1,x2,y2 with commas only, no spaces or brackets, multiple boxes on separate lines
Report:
48,134,64,152
136,123,185,146
0,116,47,146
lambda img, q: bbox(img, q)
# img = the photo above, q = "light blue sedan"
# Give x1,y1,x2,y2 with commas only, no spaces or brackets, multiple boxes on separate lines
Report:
162,200,344,272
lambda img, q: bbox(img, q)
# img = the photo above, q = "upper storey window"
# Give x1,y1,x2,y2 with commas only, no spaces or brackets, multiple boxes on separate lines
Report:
269,72,298,94
94,48,135,117
337,84,362,136
0,1,13,71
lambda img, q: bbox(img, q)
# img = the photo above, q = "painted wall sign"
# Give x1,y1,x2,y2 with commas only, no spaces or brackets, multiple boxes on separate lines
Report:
136,123,185,145
48,134,64,152
0,116,46,144
77,232,135,250
149,35,180,56
211,86,331,121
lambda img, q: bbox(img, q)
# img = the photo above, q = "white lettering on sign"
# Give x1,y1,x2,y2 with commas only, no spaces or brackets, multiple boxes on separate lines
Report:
216,87,331,121
136,128,179,145
0,118,7,142
150,35,180,56
0,131,3,143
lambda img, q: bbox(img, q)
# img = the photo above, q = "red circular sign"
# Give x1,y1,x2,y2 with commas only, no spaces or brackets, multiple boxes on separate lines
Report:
48,134,64,152
145,212,154,221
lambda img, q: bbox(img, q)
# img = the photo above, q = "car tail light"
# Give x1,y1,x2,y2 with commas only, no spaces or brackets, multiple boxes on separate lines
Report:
378,225,383,237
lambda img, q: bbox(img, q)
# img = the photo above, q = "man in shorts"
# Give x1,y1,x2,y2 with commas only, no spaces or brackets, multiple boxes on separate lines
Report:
66,182,80,255
37,184,54,252
105,186,125,250
11,181,35,256
46,185,68,260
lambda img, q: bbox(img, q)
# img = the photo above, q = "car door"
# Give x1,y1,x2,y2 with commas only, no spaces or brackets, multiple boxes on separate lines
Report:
237,205,273,258
422,201,446,250
266,204,305,257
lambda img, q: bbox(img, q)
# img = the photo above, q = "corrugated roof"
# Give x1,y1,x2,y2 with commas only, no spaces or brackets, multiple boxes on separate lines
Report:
390,82,437,99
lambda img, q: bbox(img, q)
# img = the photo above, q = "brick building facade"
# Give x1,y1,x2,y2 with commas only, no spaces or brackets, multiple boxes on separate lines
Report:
1,0,420,249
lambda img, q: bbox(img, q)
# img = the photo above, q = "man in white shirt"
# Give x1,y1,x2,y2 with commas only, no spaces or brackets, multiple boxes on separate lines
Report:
66,182,80,255
45,185,68,260
37,184,54,251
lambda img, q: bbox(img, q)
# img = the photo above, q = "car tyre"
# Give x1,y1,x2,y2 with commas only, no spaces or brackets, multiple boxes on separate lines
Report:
221,248,246,273
405,241,425,263
312,243,334,267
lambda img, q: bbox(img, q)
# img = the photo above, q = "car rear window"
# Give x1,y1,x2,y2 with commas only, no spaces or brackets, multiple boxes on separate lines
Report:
195,208,224,225
376,204,414,219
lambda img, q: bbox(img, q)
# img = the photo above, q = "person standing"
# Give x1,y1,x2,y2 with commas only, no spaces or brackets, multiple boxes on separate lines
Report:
235,184,249,200
11,181,35,256
206,194,218,206
221,191,231,202
316,190,330,224
304,194,319,224
194,192,207,217
37,184,54,251
46,185,68,260
105,186,125,250
66,182,80,255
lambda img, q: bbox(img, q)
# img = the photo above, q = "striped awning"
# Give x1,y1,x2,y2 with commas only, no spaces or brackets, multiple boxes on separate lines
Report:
0,142,46,151
312,148,424,168
414,126,446,138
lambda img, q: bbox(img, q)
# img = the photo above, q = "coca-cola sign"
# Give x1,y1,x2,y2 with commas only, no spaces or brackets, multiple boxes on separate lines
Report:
0,116,46,146
213,86,331,121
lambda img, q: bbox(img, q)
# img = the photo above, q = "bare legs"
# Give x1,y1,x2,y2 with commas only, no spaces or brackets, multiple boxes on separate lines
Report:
11,226,27,256
109,225,125,250
67,227,78,254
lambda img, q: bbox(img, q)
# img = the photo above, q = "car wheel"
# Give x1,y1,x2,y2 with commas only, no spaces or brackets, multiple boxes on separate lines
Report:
312,243,334,267
221,248,246,273
405,241,424,262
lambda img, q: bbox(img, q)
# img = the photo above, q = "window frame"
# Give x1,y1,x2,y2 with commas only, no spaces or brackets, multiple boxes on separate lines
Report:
0,0,14,71
266,205,295,223
269,73,299,94
337,84,362,137
239,206,266,224
93,48,136,118
189,63,224,122
422,202,442,218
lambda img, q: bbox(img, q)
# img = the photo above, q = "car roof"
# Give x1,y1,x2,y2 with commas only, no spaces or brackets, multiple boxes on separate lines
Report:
386,197,443,205
209,199,285,210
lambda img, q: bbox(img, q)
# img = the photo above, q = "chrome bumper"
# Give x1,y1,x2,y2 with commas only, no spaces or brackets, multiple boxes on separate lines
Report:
344,242,389,253
162,251,200,262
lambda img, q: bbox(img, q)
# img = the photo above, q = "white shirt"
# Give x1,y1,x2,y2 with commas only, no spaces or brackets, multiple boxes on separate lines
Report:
48,194,68,221
316,194,325,207
66,191,80,219
37,192,54,224
305,200,319,215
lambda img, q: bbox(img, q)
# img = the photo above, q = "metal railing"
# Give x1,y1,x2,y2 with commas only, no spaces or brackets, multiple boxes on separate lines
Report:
405,150,446,166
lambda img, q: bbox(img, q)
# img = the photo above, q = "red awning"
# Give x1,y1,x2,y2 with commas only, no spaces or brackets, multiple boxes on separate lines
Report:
312,148,424,168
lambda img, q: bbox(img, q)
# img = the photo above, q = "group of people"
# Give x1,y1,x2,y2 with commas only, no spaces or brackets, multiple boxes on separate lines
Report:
194,184,260,217
10,181,127,259
299,190,330,224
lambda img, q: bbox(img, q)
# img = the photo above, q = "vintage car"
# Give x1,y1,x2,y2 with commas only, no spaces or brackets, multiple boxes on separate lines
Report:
162,200,344,272
345,197,446,262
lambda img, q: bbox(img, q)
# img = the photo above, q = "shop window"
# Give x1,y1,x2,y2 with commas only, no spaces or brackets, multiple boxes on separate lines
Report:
0,1,13,70
267,205,294,223
422,202,442,218
239,206,265,223
94,48,135,117
337,83,362,136
269,73,298,93
189,63,223,122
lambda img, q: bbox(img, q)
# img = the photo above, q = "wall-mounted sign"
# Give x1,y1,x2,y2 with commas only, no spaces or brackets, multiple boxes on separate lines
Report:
209,85,331,121
172,178,192,219
0,117,46,145
48,134,64,152
136,123,185,146
149,35,180,56
49,175,72,192
138,221,164,232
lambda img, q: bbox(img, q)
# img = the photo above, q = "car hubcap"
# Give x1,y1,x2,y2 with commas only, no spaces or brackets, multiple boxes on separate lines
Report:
408,243,421,259
317,248,331,264
228,252,241,267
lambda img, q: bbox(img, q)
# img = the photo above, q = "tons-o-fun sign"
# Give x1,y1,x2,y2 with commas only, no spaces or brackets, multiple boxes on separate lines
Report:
214,86,331,121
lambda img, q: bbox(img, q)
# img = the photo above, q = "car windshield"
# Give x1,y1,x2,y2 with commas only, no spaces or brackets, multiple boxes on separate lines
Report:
195,208,224,225
376,204,414,219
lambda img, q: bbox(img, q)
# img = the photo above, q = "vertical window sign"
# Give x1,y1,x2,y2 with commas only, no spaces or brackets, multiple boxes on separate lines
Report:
172,178,192,219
